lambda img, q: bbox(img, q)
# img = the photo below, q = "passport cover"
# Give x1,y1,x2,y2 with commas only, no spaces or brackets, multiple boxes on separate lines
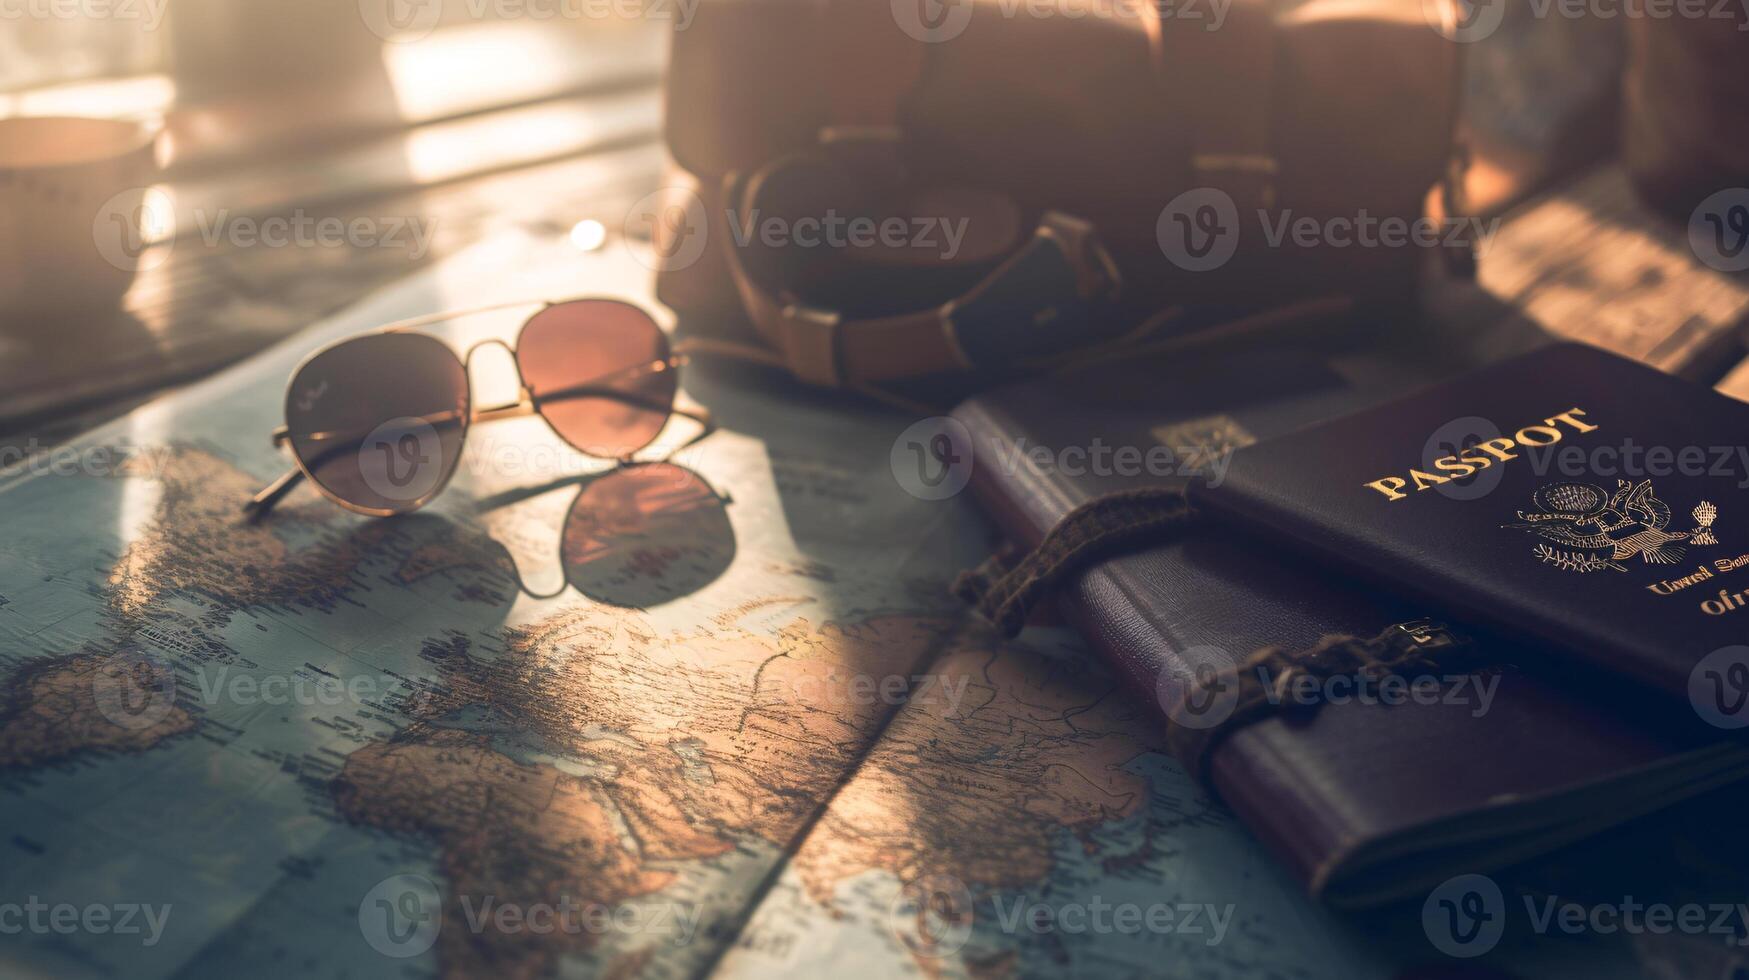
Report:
1195,342,1749,700
953,346,1749,907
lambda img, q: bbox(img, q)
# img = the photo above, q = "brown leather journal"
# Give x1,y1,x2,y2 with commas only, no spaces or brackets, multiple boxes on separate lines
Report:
951,348,1749,907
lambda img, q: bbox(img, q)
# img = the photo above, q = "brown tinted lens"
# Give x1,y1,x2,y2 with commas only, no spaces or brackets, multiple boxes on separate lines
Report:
284,333,468,514
560,463,733,606
516,300,676,458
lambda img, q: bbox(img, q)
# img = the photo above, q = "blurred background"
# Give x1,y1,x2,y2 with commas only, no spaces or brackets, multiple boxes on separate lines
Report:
0,0,669,438
1,0,1745,441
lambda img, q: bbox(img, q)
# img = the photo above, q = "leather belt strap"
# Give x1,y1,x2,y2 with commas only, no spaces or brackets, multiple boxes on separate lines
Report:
721,187,1122,387
722,255,964,387
1152,0,1278,210
717,8,1131,388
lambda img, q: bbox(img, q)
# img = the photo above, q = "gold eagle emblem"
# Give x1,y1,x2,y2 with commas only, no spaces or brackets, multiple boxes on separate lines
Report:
1504,480,1716,573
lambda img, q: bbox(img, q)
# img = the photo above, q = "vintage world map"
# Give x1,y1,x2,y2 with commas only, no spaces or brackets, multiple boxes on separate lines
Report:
0,238,1709,979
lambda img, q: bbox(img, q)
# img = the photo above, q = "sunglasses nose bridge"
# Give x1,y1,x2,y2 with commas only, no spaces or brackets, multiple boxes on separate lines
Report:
463,337,535,415
463,336,520,373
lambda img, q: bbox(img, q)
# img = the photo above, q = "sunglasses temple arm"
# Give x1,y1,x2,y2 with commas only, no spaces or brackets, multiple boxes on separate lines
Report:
244,467,305,522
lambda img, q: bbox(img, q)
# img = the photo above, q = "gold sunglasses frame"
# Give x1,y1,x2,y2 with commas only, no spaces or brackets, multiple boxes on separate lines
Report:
244,297,760,521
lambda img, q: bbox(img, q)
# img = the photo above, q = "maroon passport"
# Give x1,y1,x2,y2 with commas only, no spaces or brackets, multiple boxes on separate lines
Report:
1194,342,1749,701
952,347,1749,907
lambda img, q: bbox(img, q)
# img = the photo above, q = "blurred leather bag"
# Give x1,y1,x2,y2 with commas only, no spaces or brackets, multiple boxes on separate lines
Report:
1623,10,1749,217
658,0,1466,387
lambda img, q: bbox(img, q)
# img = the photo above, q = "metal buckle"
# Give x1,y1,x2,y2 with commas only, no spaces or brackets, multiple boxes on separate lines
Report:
1192,152,1279,211
777,303,845,387
1393,618,1463,650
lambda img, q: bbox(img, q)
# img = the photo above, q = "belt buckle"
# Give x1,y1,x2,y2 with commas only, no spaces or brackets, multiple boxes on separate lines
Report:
1393,618,1463,650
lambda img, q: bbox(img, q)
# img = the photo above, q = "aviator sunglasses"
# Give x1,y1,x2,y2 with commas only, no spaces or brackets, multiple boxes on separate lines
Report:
245,298,757,520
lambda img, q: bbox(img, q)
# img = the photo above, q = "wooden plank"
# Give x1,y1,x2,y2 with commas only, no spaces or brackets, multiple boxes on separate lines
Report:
1714,356,1749,403
1448,165,1749,380
1424,164,1749,379
157,86,662,242
165,19,664,171
0,140,666,434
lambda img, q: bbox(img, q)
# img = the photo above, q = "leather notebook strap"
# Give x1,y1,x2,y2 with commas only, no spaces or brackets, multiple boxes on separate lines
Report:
1165,622,1472,783
953,485,1198,635
954,486,1476,783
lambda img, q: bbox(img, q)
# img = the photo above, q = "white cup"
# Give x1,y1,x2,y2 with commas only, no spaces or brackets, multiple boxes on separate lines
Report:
0,116,164,324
